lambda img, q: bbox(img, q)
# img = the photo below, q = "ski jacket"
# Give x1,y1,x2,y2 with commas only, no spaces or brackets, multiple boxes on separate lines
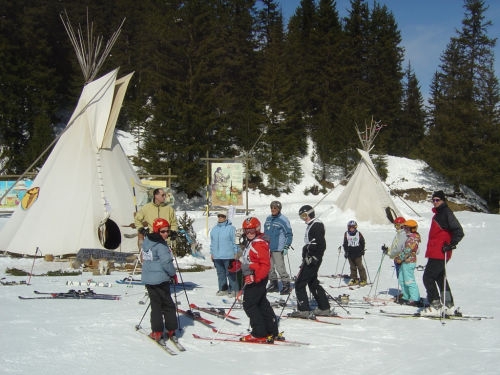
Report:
141,233,176,285
343,230,365,259
241,234,271,284
388,229,407,259
134,202,178,232
395,232,420,264
302,218,326,260
210,219,238,259
263,213,293,252
425,203,464,260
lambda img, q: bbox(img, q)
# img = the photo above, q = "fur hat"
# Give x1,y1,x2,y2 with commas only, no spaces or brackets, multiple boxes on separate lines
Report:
432,190,446,201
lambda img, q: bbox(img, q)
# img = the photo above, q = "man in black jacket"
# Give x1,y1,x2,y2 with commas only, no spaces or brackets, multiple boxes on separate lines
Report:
290,205,331,318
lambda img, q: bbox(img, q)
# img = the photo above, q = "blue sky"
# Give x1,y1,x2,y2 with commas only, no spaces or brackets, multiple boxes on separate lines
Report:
276,0,500,102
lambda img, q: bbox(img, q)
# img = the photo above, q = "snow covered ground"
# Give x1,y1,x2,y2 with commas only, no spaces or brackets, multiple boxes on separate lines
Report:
1,153,499,375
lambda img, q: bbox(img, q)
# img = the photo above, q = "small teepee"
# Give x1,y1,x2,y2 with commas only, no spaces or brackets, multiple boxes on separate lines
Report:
0,12,146,256
336,118,400,224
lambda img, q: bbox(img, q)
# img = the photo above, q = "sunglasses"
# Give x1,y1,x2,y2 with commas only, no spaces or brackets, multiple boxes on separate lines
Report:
432,198,441,202
299,212,309,220
159,229,169,234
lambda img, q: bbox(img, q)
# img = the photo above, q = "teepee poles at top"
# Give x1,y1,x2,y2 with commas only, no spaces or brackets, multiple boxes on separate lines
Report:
355,117,387,152
60,9,125,84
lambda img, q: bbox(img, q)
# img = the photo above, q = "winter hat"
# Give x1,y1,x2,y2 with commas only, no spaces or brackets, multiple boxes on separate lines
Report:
432,190,446,201
217,210,228,218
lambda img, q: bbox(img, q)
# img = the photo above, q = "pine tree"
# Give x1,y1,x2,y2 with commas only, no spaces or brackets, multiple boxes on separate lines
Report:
424,0,500,208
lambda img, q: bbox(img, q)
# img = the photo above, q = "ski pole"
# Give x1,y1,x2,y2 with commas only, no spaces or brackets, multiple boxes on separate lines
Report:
334,245,341,276
172,254,193,309
211,287,245,342
362,254,371,284
27,247,41,285
337,257,347,287
367,250,386,297
135,302,151,330
324,287,351,315
277,266,303,320
440,251,449,321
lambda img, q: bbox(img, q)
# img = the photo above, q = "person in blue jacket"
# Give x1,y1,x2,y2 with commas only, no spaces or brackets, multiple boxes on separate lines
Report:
210,210,239,297
141,218,178,342
263,201,293,295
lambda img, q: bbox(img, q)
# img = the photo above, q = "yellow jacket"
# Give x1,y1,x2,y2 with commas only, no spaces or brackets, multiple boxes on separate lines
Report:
134,202,178,232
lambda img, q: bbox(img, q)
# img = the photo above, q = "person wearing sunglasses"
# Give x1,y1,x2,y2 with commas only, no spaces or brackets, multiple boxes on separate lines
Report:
239,217,279,343
422,190,464,315
210,210,240,297
141,218,179,343
134,188,178,249
289,205,331,318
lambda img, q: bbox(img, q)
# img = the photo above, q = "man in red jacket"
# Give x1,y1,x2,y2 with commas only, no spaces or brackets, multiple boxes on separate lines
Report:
422,191,464,315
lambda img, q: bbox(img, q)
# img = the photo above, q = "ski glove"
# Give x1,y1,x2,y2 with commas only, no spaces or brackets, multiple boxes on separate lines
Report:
304,255,319,266
442,244,456,253
244,274,255,285
344,252,348,259
381,245,388,254
282,245,290,256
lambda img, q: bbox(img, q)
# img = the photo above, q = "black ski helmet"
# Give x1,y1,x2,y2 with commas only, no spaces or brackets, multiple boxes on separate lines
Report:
298,205,315,219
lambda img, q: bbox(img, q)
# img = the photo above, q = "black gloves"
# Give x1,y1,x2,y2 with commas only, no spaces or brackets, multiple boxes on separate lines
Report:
381,245,388,254
304,255,319,266
344,252,348,259
168,230,178,240
442,244,456,253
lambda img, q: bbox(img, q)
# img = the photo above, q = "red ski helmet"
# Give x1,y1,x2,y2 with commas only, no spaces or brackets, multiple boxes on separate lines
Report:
242,217,261,232
152,218,170,233
394,217,406,224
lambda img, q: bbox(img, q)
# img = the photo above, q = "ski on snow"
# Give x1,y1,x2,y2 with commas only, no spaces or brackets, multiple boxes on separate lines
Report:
284,313,341,325
189,303,240,324
18,289,121,300
135,326,179,355
366,309,492,321
177,307,215,328
192,333,306,346
209,327,310,346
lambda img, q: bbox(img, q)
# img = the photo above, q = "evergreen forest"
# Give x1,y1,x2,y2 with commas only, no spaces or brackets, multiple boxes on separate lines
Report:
0,0,499,210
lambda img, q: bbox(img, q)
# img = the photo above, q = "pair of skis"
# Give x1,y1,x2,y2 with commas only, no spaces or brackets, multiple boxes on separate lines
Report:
18,289,121,300
136,325,186,355
193,328,309,346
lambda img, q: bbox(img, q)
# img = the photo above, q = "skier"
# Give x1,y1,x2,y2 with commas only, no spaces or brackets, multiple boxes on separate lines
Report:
239,217,279,343
141,218,178,342
263,200,293,295
290,205,331,318
394,219,421,306
343,220,367,286
422,190,464,315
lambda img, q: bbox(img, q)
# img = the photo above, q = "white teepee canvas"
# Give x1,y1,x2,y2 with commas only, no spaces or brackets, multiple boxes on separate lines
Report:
336,148,400,224
0,69,146,256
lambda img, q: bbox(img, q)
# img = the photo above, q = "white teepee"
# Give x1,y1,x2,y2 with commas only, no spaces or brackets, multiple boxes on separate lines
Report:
0,13,146,256
0,69,146,256
335,119,400,224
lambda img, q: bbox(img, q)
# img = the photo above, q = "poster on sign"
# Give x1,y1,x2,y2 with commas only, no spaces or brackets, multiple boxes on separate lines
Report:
211,162,243,206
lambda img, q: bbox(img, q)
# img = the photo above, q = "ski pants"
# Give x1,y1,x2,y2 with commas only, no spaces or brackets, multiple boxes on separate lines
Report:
268,251,290,283
213,258,239,292
295,260,330,311
348,256,367,282
423,258,453,306
398,262,420,302
242,278,278,338
146,282,178,333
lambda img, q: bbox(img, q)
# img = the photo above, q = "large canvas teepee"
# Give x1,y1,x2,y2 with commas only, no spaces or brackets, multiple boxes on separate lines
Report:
0,13,146,256
336,119,400,224
0,69,145,256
